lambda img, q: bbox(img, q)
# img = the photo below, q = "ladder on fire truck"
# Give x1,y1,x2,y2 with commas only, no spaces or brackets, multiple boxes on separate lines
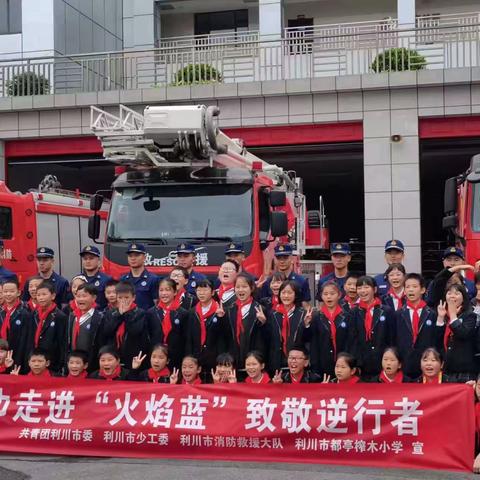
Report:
90,103,307,254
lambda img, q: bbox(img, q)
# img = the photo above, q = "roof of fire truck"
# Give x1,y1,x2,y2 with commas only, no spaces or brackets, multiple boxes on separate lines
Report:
90,104,297,192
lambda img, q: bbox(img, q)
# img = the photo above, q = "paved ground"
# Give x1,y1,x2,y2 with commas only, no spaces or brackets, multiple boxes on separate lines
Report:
0,456,475,480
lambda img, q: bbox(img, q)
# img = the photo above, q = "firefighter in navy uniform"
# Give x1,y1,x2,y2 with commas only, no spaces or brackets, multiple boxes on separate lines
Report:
224,242,257,281
175,243,206,295
260,244,311,305
120,243,159,311
317,242,351,296
22,247,70,307
0,240,17,283
79,245,112,310
374,240,406,297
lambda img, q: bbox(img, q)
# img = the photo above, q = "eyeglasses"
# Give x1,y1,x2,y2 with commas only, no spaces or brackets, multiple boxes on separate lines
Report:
288,356,306,361
220,268,236,273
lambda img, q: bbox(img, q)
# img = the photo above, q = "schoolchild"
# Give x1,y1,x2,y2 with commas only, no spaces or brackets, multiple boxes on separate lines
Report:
186,279,230,376
416,347,450,384
370,347,412,383
340,272,360,311
308,281,350,378
211,352,236,384
170,267,197,310
381,263,406,311
146,278,188,369
10,348,53,378
170,355,202,385
271,347,321,383
88,345,129,381
102,281,147,370
63,275,87,316
395,273,438,379
129,344,170,383
215,260,239,310
0,278,33,373
104,279,119,311
243,350,271,384
348,276,395,379
174,243,206,295
373,240,405,297
65,350,89,381
436,284,477,382
25,276,43,312
331,352,361,384
0,339,13,374
259,271,285,314
31,281,67,373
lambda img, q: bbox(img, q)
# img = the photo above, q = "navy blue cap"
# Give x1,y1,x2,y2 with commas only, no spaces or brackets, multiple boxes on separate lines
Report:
225,242,244,254
175,243,196,254
126,243,146,254
330,242,351,255
385,239,405,252
36,247,54,258
80,245,101,257
274,243,293,256
443,246,464,260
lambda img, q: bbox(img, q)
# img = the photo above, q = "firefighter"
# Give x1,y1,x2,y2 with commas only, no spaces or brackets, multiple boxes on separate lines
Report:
260,244,311,305
0,240,16,283
22,247,70,307
120,243,159,311
174,243,206,295
373,240,406,297
224,242,257,281
317,242,351,297
79,245,112,310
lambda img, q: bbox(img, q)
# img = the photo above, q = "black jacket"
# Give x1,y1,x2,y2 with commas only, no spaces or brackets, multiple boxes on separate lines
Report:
88,368,130,381
281,370,321,383
395,305,440,378
145,306,188,369
348,303,395,377
381,293,406,312
127,368,170,383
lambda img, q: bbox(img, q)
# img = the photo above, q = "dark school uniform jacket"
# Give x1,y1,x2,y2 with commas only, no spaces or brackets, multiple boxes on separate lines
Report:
348,304,395,377
414,373,451,383
145,306,188,369
88,368,130,381
281,370,322,383
31,307,67,373
436,309,477,376
185,307,231,371
307,309,351,377
268,306,308,374
369,373,413,383
23,272,70,307
64,309,104,373
381,293,406,312
226,300,270,369
127,369,170,383
0,302,33,373
395,304,439,378
120,269,159,311
102,307,147,370
214,289,237,311
180,292,197,311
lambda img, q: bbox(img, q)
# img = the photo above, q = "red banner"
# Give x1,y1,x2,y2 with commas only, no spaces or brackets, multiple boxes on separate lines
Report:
0,377,474,472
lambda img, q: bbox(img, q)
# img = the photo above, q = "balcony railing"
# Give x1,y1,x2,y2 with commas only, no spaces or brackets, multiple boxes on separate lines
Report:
0,17,479,97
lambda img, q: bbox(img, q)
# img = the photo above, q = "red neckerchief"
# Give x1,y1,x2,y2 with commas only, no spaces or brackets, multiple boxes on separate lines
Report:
443,310,460,351
195,300,218,346
157,300,176,342
0,364,6,373
407,300,427,344
339,375,360,384
379,370,404,383
422,373,442,384
359,298,382,341
147,367,170,382
28,369,51,378
0,299,21,340
182,377,202,385
107,303,117,310
235,298,253,345
290,372,304,383
475,402,480,436
320,305,343,358
271,295,279,309
34,303,57,347
245,372,270,384
67,371,88,380
388,288,405,310
99,364,122,381
27,299,36,311
173,288,185,308
115,303,137,348
218,283,234,302
275,304,294,355
345,296,358,307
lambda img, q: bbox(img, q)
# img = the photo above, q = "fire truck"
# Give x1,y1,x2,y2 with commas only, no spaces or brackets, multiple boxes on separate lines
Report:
0,175,108,285
443,153,480,271
88,104,329,284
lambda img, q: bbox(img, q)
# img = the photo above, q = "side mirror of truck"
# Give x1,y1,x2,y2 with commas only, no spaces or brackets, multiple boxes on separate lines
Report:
444,177,457,215
270,211,288,237
88,214,101,240
270,190,286,207
90,194,104,212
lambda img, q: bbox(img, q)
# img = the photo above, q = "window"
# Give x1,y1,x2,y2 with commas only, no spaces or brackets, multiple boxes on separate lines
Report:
0,0,22,35
287,16,313,54
0,207,13,239
195,10,248,36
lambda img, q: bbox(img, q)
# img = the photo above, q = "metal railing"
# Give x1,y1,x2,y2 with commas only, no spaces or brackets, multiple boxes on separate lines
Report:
0,20,479,97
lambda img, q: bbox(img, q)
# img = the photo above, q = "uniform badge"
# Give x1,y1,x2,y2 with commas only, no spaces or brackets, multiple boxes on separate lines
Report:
174,319,180,325
450,247,456,253
213,317,218,324
336,244,342,250
86,246,91,251
191,281,196,288
340,322,346,328
40,248,46,253
132,244,137,249
180,243,186,249
426,320,432,326
391,240,397,246
379,316,385,322
141,281,147,286
95,281,100,287
279,245,284,251
229,243,235,249
50,321,55,327
86,324,91,330
15,319,21,326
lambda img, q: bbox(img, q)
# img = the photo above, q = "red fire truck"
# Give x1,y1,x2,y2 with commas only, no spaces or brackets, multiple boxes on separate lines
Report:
443,153,480,271
0,176,108,285
88,104,329,283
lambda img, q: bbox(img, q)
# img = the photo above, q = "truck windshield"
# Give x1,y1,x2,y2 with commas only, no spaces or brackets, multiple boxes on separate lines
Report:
473,183,480,232
107,184,253,241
